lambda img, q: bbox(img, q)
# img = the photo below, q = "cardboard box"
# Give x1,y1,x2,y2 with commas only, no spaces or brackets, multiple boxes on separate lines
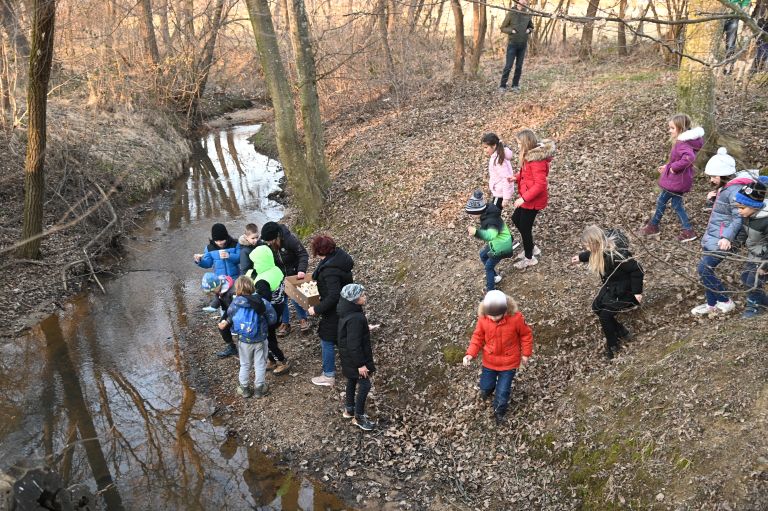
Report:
284,275,321,310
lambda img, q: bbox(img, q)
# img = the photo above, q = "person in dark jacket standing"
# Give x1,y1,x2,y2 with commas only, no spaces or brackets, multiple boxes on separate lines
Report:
260,222,311,335
307,235,354,387
571,226,644,360
499,0,534,93
337,284,376,431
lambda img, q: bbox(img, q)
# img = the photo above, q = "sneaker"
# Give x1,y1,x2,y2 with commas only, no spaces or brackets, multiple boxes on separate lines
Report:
202,306,218,313
691,303,717,315
352,414,375,431
494,411,506,425
311,375,336,387
714,299,736,313
477,390,492,402
342,409,354,419
516,245,541,260
742,298,765,319
494,273,503,284
276,323,290,337
217,344,238,358
236,384,253,398
677,229,698,242
498,86,507,94
513,256,538,270
617,327,633,342
273,360,291,375
299,319,311,332
253,383,269,398
604,346,618,360
638,223,660,236
510,85,521,92
266,359,277,371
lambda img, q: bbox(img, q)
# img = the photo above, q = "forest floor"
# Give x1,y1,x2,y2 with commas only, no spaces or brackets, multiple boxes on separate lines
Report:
186,56,768,510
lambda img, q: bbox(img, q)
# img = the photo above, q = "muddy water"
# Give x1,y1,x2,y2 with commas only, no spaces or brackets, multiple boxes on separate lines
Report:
0,125,349,510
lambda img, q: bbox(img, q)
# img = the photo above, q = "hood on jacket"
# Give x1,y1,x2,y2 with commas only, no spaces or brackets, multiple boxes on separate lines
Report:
480,203,504,232
524,139,556,162
676,126,705,142
206,236,238,252
238,234,258,247
476,294,519,317
249,245,284,291
337,297,363,317
232,294,264,309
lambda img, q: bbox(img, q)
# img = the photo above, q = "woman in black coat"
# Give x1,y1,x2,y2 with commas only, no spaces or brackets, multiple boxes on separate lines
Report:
571,225,644,359
307,235,354,386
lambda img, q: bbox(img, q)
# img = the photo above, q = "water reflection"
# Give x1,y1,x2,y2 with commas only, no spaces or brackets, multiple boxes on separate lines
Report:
0,124,348,510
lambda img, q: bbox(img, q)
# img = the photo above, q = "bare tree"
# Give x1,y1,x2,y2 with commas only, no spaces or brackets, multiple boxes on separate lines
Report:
617,0,628,56
450,0,465,79
138,0,160,65
18,0,56,259
0,0,29,58
245,0,322,225
469,2,486,78
287,0,330,193
579,0,601,59
377,0,396,83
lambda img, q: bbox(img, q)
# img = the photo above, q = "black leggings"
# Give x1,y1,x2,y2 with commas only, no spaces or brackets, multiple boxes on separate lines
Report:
591,295,636,348
267,302,287,362
491,197,504,209
512,207,539,258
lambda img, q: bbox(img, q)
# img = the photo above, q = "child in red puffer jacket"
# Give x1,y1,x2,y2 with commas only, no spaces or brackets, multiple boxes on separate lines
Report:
463,290,533,425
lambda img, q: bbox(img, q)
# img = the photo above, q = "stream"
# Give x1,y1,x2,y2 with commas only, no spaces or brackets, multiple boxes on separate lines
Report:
0,125,348,510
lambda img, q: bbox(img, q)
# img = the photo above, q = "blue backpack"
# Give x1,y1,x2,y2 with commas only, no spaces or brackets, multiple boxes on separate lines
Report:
230,296,277,343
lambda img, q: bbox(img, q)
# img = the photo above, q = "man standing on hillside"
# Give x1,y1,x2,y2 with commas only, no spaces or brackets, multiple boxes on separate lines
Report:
723,0,751,74
499,0,534,93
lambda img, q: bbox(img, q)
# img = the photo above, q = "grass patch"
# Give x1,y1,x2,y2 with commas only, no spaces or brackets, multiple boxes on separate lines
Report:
248,122,279,160
442,344,465,365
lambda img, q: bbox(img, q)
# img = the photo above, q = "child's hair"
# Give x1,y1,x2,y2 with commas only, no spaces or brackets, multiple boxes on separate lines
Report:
516,129,539,167
310,235,336,257
481,133,506,166
245,223,259,235
580,225,622,277
234,276,255,296
669,113,692,139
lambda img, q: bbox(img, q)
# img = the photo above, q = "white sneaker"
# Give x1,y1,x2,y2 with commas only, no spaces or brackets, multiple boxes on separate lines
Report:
715,299,735,313
202,306,218,312
494,274,502,284
516,246,541,259
311,375,335,387
691,303,717,315
513,256,538,270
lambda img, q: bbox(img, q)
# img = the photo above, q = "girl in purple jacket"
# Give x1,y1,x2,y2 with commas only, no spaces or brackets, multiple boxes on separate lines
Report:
638,113,704,242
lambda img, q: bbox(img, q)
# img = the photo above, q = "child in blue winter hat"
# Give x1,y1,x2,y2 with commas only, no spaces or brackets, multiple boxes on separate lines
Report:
733,179,768,318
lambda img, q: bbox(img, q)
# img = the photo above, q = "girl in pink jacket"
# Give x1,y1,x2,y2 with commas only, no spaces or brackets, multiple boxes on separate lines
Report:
482,133,515,209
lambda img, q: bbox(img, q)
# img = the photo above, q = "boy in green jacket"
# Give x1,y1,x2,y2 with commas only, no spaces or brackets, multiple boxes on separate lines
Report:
466,190,518,291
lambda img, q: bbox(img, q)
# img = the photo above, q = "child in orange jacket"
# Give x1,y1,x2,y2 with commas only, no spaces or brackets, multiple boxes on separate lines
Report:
463,290,533,424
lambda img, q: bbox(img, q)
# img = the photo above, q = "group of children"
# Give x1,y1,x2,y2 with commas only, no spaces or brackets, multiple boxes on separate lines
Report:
194,222,377,431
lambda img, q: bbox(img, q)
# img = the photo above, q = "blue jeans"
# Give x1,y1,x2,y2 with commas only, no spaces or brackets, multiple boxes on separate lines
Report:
698,253,729,306
479,366,517,416
741,262,768,306
321,338,335,377
281,298,308,323
500,42,527,88
651,189,692,230
480,245,512,291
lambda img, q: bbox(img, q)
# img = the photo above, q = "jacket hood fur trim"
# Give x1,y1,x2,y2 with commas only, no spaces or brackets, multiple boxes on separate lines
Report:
525,139,556,162
477,294,519,317
677,126,705,142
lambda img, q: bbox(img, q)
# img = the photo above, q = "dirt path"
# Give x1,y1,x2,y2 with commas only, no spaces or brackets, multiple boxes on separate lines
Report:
189,59,768,510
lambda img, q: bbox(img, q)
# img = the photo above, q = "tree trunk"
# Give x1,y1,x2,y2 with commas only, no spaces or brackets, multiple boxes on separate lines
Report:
138,0,160,65
287,0,330,194
450,0,464,79
18,0,55,260
245,0,322,226
579,0,600,59
617,0,628,56
631,0,653,48
469,2,486,78
677,0,722,156
387,0,397,34
377,0,396,83
0,0,29,58
407,0,425,33
188,0,225,121
158,0,171,52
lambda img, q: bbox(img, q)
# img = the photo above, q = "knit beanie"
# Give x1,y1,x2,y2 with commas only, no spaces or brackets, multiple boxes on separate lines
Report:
735,180,767,209
465,190,487,214
341,283,365,302
704,147,736,177
260,222,281,242
482,290,508,316
211,223,229,241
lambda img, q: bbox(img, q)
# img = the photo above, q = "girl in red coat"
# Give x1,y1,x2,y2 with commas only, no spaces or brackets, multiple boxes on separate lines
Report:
511,129,556,269
463,290,533,424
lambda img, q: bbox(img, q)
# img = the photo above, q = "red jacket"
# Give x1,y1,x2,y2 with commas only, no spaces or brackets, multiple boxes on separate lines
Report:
467,311,533,371
515,139,555,211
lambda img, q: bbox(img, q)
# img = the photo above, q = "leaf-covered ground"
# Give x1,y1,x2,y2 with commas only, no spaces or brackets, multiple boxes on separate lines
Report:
187,59,768,510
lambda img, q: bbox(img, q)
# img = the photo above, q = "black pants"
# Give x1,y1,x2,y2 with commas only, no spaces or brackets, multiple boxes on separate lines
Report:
491,197,504,209
219,323,234,347
512,207,539,258
345,376,372,417
591,295,636,349
267,302,287,363
500,42,527,88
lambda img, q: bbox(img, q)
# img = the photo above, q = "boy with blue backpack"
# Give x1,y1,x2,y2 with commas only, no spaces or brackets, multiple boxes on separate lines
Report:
223,276,277,398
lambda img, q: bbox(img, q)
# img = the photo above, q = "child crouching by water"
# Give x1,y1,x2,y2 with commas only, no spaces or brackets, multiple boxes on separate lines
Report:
463,290,533,425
